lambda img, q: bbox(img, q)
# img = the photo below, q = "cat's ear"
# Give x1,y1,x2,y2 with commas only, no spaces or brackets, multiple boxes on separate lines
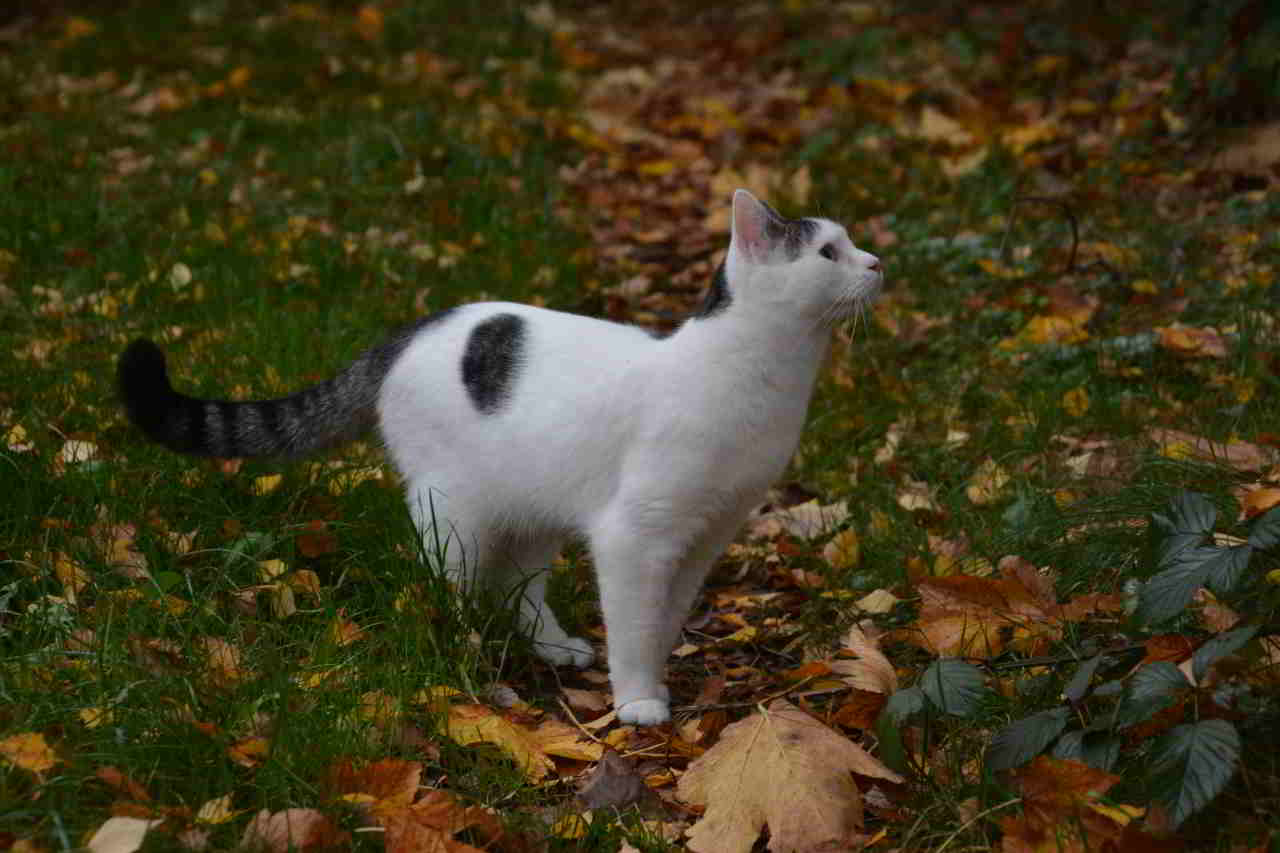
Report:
730,189,776,263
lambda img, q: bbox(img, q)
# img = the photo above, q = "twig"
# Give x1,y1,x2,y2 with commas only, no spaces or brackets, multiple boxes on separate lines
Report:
557,697,606,745
999,194,1081,277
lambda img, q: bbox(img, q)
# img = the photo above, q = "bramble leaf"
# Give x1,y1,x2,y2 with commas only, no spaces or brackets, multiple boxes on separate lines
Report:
1191,624,1258,683
1202,544,1252,595
1152,491,1216,565
1063,653,1106,704
1052,730,1121,771
919,659,986,717
1149,719,1240,827
1248,505,1280,549
986,706,1071,771
1137,548,1216,624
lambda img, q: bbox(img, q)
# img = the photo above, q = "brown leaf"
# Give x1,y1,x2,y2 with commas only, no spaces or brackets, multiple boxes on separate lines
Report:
86,818,163,853
576,748,655,811
1148,428,1276,472
830,622,897,694
1156,324,1227,359
239,809,347,853
677,700,902,853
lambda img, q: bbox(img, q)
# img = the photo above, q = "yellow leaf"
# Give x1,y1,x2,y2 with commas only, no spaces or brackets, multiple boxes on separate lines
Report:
678,700,902,853
527,718,604,762
822,528,861,570
258,558,286,580
196,794,238,824
551,813,592,839
80,706,113,729
0,732,58,774
228,66,252,89
1062,386,1091,417
445,703,554,781
966,458,1009,505
854,588,901,615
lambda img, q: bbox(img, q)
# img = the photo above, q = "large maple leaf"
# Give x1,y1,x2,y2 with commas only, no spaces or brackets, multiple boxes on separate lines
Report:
677,700,902,853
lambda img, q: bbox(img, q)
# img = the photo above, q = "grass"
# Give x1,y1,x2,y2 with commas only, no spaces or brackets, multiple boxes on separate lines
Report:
4,1,1280,849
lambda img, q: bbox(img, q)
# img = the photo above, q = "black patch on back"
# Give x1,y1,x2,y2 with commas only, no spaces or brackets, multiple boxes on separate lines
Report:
461,313,525,415
693,261,732,320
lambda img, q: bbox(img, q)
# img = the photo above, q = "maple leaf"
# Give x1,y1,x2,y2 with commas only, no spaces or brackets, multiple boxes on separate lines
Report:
677,700,902,853
444,703,600,781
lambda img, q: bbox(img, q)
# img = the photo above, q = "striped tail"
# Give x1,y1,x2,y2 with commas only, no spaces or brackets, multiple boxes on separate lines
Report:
117,338,384,458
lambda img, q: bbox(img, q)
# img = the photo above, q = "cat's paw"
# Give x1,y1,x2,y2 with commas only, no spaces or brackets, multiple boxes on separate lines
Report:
534,637,595,669
617,699,670,726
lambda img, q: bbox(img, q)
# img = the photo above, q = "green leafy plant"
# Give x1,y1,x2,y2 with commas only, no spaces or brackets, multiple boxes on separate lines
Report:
984,491,1279,826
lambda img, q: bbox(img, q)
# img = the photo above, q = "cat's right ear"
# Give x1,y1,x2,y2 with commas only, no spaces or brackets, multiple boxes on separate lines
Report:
730,189,773,263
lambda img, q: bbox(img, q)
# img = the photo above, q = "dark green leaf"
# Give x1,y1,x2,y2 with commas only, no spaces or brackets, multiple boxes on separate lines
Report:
919,659,986,717
882,685,926,723
1130,661,1191,702
1203,544,1252,595
1052,730,1121,771
1137,549,1215,624
985,706,1071,770
1192,624,1258,683
1153,492,1216,565
1063,653,1106,704
1249,505,1280,549
1149,719,1240,827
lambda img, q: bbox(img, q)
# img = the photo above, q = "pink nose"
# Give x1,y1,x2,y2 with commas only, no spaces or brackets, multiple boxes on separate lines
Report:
868,259,881,272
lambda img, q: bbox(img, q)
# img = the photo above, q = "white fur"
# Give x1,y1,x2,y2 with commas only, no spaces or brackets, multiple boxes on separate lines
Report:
377,190,881,725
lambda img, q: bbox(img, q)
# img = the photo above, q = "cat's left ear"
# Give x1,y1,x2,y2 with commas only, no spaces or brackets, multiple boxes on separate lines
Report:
730,189,777,263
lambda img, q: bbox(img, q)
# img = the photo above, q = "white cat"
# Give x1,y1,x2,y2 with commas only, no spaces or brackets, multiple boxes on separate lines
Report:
118,190,883,725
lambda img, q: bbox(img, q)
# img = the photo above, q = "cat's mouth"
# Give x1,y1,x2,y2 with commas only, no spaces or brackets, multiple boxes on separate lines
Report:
821,272,884,331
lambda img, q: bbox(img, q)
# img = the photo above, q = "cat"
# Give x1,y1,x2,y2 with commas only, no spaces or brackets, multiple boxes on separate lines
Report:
117,189,883,725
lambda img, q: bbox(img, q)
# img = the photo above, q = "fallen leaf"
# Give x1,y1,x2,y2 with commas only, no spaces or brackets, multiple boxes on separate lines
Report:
677,700,902,853
831,622,898,694
445,703,554,781
966,457,1010,505
239,809,347,853
1156,324,1228,359
577,748,656,811
822,528,861,570
86,818,162,853
0,732,58,774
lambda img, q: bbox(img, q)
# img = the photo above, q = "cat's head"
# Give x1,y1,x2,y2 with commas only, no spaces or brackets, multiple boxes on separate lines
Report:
721,189,882,328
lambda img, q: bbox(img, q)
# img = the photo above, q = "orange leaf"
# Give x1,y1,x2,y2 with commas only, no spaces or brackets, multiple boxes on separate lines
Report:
354,5,383,41
0,732,58,774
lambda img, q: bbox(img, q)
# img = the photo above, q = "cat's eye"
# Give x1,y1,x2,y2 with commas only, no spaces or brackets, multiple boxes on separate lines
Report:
818,243,838,261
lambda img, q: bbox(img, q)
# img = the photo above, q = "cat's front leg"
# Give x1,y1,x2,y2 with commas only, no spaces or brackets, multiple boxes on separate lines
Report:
590,519,689,726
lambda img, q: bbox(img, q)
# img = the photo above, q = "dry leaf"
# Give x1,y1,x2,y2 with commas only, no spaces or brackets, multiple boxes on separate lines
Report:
86,818,162,853
0,732,58,774
240,809,347,853
677,700,902,853
822,528,861,570
830,623,898,694
445,704,555,781
966,457,1010,505
1156,324,1228,359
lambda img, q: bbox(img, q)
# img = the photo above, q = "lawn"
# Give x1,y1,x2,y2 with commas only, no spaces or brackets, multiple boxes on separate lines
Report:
3,2,1279,850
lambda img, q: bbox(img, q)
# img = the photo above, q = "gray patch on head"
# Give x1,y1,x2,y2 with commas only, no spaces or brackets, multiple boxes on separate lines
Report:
461,313,525,415
757,199,820,260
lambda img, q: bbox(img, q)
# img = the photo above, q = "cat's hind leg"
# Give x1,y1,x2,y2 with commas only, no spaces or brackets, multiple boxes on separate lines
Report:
499,539,594,669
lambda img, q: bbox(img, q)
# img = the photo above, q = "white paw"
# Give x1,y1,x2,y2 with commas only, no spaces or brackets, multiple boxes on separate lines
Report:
617,698,670,726
534,636,595,668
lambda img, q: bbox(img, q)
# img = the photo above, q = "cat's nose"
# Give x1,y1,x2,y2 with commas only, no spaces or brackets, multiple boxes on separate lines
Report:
868,258,881,273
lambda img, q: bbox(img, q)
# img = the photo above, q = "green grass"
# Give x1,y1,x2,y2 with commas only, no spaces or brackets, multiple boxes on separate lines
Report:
4,1,1280,849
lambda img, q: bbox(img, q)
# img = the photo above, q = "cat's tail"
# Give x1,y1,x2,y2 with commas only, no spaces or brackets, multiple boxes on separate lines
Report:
117,338,385,458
